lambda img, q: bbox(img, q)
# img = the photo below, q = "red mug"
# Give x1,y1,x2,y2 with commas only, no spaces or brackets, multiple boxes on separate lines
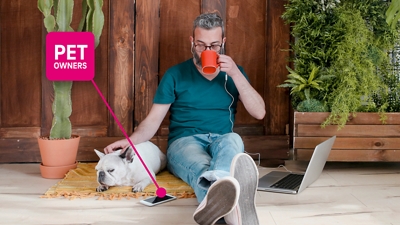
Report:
201,50,218,74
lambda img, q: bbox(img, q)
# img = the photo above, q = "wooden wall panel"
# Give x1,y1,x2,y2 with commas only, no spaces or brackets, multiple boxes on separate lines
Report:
202,0,226,22
159,0,199,77
71,0,109,131
226,0,266,128
41,26,53,136
0,1,42,129
134,0,161,126
158,0,200,131
265,0,291,135
108,0,135,136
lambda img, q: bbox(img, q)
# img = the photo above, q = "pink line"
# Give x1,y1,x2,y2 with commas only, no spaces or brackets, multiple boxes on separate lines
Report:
91,79,160,189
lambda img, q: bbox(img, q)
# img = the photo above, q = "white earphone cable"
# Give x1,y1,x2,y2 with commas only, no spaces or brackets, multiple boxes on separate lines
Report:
224,74,234,132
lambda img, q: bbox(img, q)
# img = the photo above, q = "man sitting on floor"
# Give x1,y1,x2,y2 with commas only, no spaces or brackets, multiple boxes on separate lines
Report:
104,12,265,225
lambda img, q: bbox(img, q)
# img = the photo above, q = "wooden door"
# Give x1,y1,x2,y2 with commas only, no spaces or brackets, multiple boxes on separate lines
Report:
0,0,290,166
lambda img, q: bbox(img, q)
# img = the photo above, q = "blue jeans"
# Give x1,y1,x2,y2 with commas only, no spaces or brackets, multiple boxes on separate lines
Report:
167,133,244,203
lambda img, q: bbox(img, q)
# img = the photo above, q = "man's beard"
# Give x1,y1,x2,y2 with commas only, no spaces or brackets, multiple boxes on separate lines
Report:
192,49,202,68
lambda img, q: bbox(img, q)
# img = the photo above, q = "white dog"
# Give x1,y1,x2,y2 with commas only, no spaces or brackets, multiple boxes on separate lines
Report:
94,141,167,192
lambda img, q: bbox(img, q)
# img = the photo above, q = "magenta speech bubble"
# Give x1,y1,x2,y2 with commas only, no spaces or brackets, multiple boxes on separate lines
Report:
46,32,95,81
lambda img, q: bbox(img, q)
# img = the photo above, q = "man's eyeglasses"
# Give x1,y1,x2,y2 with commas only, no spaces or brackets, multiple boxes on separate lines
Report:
193,43,223,52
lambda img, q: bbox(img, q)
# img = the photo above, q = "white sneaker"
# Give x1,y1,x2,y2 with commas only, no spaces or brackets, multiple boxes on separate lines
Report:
223,204,241,225
193,177,240,225
225,153,259,225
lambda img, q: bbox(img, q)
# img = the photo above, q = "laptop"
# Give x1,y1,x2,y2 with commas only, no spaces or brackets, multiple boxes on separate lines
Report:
257,136,336,194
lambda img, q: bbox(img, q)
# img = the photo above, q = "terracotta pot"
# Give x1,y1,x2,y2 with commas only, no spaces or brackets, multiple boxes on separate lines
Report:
38,135,80,167
39,161,78,179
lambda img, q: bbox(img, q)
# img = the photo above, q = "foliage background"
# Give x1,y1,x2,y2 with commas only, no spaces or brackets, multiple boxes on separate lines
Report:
281,0,400,127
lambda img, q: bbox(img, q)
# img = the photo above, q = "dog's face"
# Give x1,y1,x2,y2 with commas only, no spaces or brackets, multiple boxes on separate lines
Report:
94,147,135,191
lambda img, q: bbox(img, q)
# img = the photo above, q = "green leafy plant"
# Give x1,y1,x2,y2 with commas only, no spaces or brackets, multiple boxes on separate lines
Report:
322,7,386,127
281,0,399,128
278,64,332,112
38,0,104,139
372,65,400,113
297,99,327,112
278,65,320,100
386,0,400,29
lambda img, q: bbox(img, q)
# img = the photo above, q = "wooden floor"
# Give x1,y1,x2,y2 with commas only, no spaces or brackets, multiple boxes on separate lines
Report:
1,160,400,225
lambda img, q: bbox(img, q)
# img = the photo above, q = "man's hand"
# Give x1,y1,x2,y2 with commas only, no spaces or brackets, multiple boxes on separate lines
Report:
217,54,266,120
218,54,241,77
104,139,130,154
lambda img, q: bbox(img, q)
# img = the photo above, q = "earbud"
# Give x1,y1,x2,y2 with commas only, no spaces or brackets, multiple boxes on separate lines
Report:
191,42,194,48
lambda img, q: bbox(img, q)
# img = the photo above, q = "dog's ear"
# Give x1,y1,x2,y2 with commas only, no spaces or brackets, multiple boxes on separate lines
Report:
119,146,136,163
94,149,105,158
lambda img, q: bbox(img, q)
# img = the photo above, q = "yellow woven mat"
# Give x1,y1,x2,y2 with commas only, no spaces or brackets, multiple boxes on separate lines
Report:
41,163,195,200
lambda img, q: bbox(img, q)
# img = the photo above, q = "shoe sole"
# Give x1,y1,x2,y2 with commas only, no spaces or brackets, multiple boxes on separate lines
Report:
193,177,239,225
231,153,259,225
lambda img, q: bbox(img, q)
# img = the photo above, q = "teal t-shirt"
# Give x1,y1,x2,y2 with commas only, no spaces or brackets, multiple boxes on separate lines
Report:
154,58,249,146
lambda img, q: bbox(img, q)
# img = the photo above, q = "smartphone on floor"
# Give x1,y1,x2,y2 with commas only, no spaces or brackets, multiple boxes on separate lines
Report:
139,194,177,207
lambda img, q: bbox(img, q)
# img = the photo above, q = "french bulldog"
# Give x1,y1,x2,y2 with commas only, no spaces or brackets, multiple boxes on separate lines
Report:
94,141,167,192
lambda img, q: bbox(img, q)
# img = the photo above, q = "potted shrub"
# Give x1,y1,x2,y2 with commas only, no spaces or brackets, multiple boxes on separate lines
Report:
37,0,104,178
280,0,400,161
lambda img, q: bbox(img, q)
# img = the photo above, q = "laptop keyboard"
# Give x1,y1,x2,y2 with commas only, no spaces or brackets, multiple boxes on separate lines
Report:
271,173,304,190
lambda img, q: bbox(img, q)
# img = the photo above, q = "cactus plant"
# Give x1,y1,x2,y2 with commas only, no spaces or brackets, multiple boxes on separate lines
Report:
38,0,104,139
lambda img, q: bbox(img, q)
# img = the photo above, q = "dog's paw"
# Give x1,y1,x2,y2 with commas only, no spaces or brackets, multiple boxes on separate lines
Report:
96,185,109,192
132,180,150,193
132,185,145,193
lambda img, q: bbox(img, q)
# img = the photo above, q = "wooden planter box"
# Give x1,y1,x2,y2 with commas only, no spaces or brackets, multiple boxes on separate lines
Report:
294,112,400,161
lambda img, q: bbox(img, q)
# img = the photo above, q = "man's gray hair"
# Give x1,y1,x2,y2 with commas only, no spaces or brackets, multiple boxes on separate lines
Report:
193,13,225,38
